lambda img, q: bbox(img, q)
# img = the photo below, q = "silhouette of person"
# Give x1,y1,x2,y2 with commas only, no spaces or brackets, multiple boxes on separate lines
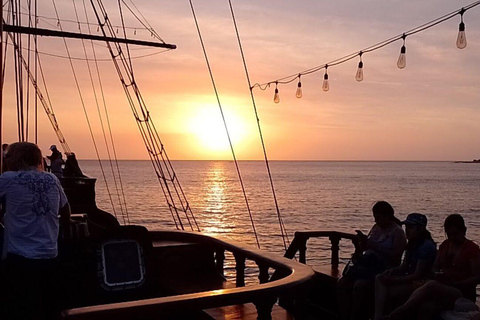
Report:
47,144,64,178
0,142,71,319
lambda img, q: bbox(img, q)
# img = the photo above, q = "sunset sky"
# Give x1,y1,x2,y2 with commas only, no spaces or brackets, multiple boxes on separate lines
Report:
2,0,480,160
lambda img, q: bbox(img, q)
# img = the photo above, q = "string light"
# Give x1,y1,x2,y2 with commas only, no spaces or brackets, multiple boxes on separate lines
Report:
252,1,480,101
296,75,302,98
322,66,329,92
397,34,407,69
457,8,467,49
274,82,280,103
356,52,364,82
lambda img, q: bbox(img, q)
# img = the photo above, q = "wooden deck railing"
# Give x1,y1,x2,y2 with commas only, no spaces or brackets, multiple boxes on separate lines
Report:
284,231,361,268
61,230,315,320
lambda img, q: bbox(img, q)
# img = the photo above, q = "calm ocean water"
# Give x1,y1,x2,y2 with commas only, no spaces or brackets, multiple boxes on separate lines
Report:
79,160,480,268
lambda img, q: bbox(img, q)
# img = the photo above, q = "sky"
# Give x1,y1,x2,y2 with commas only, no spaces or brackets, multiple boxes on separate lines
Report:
2,0,480,160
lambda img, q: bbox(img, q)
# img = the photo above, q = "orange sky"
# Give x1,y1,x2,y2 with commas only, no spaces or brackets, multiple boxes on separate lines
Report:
2,0,480,160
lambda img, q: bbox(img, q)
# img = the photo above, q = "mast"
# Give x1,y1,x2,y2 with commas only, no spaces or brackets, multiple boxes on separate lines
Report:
2,24,176,49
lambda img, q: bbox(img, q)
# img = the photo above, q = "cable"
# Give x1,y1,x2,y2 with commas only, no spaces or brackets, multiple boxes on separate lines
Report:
228,0,289,250
189,0,260,249
252,0,480,91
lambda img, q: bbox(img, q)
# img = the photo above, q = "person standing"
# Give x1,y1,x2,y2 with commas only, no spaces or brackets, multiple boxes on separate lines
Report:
47,144,64,178
0,142,70,319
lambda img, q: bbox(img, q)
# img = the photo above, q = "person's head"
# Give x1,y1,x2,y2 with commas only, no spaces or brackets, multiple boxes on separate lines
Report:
50,145,57,151
444,214,467,245
372,201,397,228
5,142,43,171
2,143,8,152
402,213,430,242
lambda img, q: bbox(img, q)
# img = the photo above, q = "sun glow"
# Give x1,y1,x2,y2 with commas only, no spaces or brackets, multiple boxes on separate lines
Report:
188,106,247,153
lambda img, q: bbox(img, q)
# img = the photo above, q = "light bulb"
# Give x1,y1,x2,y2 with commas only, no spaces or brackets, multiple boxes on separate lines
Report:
322,73,329,92
457,22,467,49
397,45,406,69
296,81,302,98
274,88,280,103
356,61,364,82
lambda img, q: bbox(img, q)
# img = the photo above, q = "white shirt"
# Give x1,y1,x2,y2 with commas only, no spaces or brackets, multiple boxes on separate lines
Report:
0,170,68,259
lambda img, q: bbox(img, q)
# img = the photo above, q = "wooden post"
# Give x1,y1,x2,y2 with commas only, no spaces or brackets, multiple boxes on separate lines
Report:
329,235,340,269
215,249,225,276
234,254,245,287
298,237,307,264
258,264,269,284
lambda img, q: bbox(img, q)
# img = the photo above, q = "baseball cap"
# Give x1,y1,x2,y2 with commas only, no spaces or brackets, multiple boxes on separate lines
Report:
50,145,57,150
402,213,427,227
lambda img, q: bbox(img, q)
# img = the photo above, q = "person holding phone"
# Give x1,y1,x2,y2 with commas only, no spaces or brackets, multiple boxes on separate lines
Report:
337,201,407,320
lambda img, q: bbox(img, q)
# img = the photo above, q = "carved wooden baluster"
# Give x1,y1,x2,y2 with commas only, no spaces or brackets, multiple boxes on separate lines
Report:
255,263,274,320
298,236,308,264
258,264,269,284
329,234,340,269
215,249,225,276
234,254,245,287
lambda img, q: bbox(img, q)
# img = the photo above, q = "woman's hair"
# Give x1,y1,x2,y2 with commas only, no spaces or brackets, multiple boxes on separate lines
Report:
372,201,401,225
406,226,435,249
444,214,467,232
5,142,44,171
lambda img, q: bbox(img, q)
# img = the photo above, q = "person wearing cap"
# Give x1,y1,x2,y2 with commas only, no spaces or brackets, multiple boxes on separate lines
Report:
380,214,480,320
47,144,64,178
374,213,436,320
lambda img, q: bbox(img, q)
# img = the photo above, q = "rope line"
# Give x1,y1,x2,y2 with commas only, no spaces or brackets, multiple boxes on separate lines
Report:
188,0,260,249
90,0,199,231
228,0,289,250
51,0,118,218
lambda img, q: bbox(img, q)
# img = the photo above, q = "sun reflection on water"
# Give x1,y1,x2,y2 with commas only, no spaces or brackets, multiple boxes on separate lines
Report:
201,162,235,236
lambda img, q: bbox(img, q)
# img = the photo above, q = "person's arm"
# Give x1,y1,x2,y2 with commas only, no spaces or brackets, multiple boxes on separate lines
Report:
387,258,432,285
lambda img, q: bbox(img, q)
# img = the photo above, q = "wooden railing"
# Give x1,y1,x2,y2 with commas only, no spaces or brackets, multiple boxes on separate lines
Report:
61,230,315,320
284,231,361,269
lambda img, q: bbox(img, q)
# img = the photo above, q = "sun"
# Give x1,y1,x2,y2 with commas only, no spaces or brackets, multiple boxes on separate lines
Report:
188,106,247,152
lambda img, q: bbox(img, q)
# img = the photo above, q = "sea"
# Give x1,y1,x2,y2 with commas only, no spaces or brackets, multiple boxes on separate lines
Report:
79,160,480,271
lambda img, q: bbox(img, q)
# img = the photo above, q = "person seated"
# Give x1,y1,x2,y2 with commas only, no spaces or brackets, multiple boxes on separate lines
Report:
337,201,407,320
374,213,437,320
63,152,86,177
381,214,480,320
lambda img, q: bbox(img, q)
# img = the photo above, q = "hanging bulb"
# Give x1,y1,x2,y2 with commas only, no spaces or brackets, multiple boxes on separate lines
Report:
322,66,329,92
296,76,302,98
456,10,467,49
274,83,280,103
397,35,407,69
356,53,364,82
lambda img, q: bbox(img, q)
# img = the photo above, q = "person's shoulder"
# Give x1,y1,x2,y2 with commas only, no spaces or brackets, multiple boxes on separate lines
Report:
464,239,480,254
420,238,437,251
439,239,450,250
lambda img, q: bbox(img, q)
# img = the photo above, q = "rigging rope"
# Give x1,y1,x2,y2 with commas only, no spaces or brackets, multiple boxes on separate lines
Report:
82,0,130,224
90,0,200,231
188,0,260,249
227,0,289,250
50,0,119,218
